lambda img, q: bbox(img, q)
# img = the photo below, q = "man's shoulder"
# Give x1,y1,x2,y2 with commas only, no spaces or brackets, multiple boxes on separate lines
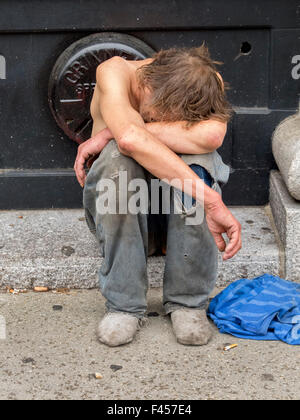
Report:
97,56,131,75
96,57,132,92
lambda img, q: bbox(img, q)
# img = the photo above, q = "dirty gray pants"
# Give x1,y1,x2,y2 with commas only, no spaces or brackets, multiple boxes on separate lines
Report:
83,140,221,318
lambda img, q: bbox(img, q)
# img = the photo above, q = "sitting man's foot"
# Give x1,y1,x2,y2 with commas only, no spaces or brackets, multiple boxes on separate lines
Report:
97,312,140,347
170,308,213,346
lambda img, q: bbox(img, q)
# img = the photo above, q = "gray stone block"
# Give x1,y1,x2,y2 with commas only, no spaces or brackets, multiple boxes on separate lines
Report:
270,171,300,282
0,207,281,290
272,111,300,200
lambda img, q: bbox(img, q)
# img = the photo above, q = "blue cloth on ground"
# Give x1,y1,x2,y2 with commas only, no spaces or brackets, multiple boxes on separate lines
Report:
208,274,300,345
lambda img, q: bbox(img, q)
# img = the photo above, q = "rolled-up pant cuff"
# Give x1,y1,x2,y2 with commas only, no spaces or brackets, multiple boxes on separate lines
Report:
106,307,147,320
164,301,209,315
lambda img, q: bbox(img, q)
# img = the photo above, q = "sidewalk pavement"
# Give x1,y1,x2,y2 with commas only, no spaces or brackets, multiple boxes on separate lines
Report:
0,287,299,400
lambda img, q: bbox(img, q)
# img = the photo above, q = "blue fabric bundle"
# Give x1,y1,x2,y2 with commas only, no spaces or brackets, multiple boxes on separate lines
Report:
208,274,300,345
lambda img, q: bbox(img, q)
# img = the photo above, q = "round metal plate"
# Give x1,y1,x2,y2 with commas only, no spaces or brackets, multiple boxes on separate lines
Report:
48,33,155,144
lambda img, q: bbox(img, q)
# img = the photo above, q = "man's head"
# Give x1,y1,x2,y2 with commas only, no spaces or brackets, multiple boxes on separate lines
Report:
137,44,232,125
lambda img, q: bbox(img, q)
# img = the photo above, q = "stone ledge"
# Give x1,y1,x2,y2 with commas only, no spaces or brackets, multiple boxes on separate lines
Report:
0,207,281,289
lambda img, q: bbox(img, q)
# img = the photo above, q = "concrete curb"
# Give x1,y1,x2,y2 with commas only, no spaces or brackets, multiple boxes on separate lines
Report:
0,207,281,289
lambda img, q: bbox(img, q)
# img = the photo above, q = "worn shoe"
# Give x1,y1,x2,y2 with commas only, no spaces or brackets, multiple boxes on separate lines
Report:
97,312,140,347
171,308,213,346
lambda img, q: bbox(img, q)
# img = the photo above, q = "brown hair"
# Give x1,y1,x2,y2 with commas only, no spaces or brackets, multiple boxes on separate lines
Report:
137,44,232,126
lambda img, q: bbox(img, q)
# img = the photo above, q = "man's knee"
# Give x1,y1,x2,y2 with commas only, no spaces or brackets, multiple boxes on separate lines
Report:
84,140,148,227
86,140,145,184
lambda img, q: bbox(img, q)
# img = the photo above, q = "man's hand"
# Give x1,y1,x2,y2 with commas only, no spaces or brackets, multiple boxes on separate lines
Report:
205,195,242,260
74,127,112,187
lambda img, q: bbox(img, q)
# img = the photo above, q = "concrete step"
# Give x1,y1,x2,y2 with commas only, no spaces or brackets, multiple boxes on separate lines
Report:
0,207,282,290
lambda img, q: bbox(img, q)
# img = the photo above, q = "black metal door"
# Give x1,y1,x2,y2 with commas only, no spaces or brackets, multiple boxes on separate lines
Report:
0,0,299,209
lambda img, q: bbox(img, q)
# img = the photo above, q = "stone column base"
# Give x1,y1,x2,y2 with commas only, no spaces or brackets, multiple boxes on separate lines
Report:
270,170,300,282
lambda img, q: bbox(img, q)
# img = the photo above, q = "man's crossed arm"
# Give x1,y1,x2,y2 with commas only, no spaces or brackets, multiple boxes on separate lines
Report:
77,118,226,174
74,58,241,260
145,120,226,154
